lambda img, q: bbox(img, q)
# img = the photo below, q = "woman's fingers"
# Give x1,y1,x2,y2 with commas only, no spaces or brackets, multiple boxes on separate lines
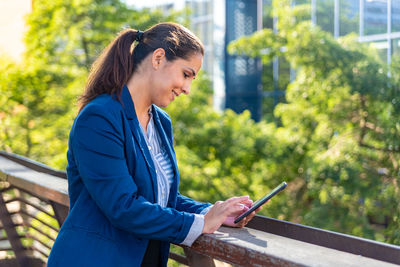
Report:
203,197,251,233
245,200,253,208
221,196,251,212
223,200,263,228
236,205,262,227
232,210,256,228
203,196,260,233
244,210,257,223
223,196,250,205
227,203,246,213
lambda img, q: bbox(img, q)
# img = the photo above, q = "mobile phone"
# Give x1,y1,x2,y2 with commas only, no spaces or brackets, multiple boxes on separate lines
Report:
234,181,287,224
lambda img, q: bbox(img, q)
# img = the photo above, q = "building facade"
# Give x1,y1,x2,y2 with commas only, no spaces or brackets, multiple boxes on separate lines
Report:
185,0,264,120
159,0,400,121
310,0,400,67
265,0,400,120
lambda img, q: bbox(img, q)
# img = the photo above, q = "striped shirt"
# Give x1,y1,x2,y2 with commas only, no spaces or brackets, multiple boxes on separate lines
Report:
139,107,208,246
143,111,174,207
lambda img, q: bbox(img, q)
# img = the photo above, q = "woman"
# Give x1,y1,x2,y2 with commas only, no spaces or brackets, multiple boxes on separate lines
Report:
48,22,257,267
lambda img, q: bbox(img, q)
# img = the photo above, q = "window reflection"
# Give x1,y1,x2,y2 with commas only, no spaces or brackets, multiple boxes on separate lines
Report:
317,0,334,35
392,0,400,32
339,0,359,36
392,38,400,57
364,0,387,35
371,40,388,63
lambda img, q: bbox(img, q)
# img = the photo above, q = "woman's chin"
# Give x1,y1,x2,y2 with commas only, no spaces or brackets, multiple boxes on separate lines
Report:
158,101,171,108
155,96,174,107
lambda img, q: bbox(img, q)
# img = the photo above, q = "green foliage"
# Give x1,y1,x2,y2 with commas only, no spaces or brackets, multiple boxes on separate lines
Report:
27,211,59,255
168,245,186,267
1,0,185,170
2,0,399,250
228,0,400,244
166,74,299,220
25,0,185,72
0,57,76,167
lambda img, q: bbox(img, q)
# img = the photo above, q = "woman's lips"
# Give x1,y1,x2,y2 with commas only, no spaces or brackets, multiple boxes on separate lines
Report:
172,90,178,100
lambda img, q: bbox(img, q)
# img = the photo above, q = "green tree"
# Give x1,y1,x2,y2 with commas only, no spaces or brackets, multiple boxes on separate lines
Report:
166,73,299,221
0,57,76,167
2,0,399,248
1,0,185,169
25,0,185,72
228,0,400,244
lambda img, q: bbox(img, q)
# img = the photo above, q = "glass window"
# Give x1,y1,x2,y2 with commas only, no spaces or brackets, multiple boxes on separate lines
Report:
364,0,387,35
200,21,211,46
198,1,204,16
262,93,286,121
392,38,400,57
261,62,274,119
278,56,291,91
262,63,274,93
207,20,213,45
262,96,275,121
201,0,209,16
295,0,311,4
263,0,273,29
190,0,211,17
392,0,400,32
261,89,286,121
339,0,359,36
371,40,388,63
202,51,213,76
317,0,335,35
294,0,312,23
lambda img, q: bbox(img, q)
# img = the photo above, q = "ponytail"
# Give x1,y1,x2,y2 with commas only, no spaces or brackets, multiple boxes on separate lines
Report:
78,29,139,112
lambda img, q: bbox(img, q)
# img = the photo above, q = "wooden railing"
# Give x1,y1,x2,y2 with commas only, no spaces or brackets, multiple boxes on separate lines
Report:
0,151,399,267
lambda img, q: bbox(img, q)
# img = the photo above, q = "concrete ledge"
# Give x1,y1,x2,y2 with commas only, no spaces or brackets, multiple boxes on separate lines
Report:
187,226,398,267
0,156,68,206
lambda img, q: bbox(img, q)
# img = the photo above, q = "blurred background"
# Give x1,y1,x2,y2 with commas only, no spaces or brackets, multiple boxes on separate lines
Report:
0,0,399,249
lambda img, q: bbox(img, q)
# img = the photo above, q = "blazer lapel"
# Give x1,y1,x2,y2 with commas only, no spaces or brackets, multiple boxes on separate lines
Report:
120,85,158,201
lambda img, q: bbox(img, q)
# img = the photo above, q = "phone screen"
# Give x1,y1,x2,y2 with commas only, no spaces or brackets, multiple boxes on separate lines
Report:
234,181,287,224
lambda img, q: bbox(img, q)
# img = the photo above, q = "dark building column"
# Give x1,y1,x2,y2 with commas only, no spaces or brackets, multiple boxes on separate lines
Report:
225,0,263,121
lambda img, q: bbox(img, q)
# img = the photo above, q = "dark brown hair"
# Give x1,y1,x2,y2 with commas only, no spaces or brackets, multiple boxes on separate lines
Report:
78,22,204,112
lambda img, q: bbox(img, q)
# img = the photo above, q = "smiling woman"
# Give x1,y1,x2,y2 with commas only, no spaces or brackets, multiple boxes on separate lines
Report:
130,48,202,114
46,22,259,267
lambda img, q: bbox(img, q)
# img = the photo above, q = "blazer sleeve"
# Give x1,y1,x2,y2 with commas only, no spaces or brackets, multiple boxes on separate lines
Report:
70,103,194,243
175,193,212,214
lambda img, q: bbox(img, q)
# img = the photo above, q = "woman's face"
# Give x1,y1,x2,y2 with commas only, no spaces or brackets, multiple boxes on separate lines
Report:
150,52,203,107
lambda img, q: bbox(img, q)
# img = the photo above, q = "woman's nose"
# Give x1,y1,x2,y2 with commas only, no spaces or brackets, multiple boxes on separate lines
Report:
182,84,190,95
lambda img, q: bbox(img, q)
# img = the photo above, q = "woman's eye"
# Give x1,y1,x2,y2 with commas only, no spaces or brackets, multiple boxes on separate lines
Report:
183,73,190,78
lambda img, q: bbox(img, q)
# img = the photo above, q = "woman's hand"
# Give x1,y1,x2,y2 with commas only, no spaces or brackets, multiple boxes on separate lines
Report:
202,196,255,234
223,203,262,228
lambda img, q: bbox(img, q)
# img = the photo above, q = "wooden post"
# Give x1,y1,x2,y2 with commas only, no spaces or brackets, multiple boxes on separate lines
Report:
0,192,29,267
184,247,215,267
50,201,69,228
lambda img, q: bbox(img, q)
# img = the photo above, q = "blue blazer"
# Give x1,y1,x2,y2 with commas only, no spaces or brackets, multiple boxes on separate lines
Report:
47,85,211,267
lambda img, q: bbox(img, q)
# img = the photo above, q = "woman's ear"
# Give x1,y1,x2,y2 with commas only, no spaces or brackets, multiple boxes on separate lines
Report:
152,48,166,70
